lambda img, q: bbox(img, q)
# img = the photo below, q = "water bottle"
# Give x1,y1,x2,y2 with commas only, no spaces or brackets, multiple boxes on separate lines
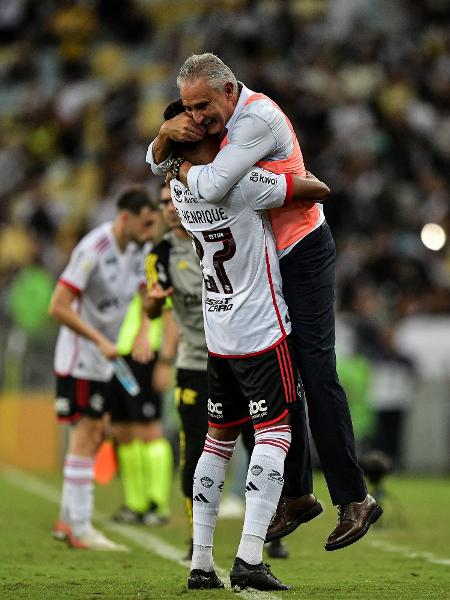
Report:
112,357,141,397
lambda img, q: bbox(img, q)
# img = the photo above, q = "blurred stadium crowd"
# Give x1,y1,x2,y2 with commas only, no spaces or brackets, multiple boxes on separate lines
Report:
0,0,449,467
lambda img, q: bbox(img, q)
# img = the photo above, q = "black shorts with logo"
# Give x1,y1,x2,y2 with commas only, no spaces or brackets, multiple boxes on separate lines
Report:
55,375,109,423
207,337,302,429
108,354,162,423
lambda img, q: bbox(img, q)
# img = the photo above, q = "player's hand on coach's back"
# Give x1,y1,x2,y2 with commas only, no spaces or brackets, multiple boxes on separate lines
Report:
160,112,206,143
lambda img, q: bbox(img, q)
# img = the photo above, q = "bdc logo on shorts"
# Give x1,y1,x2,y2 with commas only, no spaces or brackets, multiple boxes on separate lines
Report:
208,398,223,418
249,399,267,418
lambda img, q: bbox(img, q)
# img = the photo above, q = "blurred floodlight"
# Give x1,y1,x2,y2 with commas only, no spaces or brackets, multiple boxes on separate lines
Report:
420,223,446,251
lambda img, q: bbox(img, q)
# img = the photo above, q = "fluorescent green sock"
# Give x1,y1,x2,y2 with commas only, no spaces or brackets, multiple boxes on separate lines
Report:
117,440,148,513
141,437,173,516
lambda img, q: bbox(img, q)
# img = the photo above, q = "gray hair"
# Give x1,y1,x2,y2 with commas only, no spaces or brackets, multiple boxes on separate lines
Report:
177,53,237,94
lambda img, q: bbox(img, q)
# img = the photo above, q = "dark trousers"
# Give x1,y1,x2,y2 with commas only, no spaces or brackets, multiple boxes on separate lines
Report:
280,222,366,505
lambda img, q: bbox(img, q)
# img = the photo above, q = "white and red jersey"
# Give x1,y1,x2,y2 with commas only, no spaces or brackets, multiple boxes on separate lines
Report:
170,168,294,357
54,222,148,381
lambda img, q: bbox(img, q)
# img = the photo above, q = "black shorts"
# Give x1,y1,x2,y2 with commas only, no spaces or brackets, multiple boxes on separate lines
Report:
176,368,209,439
55,375,109,423
207,337,302,430
108,355,162,423
176,368,209,416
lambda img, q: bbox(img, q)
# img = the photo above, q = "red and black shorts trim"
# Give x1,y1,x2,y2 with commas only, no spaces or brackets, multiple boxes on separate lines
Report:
207,336,302,429
55,375,109,423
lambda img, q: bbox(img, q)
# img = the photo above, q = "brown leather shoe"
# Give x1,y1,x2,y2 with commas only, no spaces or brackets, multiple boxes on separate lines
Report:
325,494,383,551
265,494,323,543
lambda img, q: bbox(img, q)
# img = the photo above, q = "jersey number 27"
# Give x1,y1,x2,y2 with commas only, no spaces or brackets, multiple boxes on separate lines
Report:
192,227,236,295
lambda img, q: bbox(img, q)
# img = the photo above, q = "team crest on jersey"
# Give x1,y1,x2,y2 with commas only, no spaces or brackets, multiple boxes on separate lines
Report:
173,184,183,201
81,259,93,273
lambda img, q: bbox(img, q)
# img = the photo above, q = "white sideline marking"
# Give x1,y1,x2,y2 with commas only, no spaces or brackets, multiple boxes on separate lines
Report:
367,538,450,567
2,467,282,599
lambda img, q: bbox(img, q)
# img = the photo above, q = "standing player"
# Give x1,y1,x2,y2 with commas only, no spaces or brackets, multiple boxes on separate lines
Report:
109,290,173,525
49,186,156,550
145,182,209,554
145,183,257,559
148,53,382,551
159,108,331,591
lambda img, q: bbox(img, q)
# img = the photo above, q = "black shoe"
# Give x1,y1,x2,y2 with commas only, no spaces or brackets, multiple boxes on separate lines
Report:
325,494,383,551
187,569,224,589
112,506,142,524
141,510,169,526
230,557,290,591
266,539,289,559
266,494,323,542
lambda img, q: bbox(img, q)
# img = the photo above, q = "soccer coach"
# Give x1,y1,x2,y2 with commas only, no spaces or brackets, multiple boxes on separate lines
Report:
146,53,382,551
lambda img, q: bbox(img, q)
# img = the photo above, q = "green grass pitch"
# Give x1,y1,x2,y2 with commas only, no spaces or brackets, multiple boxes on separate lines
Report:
0,468,449,599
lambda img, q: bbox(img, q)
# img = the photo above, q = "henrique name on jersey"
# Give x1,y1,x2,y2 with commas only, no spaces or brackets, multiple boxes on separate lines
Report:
170,167,293,357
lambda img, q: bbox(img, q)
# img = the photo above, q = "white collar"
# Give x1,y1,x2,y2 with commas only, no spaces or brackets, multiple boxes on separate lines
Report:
225,82,255,131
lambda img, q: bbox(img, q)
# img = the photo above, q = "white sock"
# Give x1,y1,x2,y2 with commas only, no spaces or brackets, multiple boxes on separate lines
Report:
191,435,236,572
63,454,94,537
59,459,71,522
237,425,291,565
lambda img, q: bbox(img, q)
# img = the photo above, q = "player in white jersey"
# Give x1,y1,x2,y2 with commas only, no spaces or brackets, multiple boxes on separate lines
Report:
158,101,329,591
148,53,382,554
49,186,157,551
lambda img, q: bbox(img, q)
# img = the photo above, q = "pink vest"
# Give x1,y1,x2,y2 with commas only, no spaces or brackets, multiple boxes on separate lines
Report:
221,93,320,250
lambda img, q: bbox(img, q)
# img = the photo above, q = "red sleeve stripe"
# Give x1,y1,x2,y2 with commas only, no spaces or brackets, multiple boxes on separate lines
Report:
94,236,110,253
59,279,82,295
284,174,293,206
